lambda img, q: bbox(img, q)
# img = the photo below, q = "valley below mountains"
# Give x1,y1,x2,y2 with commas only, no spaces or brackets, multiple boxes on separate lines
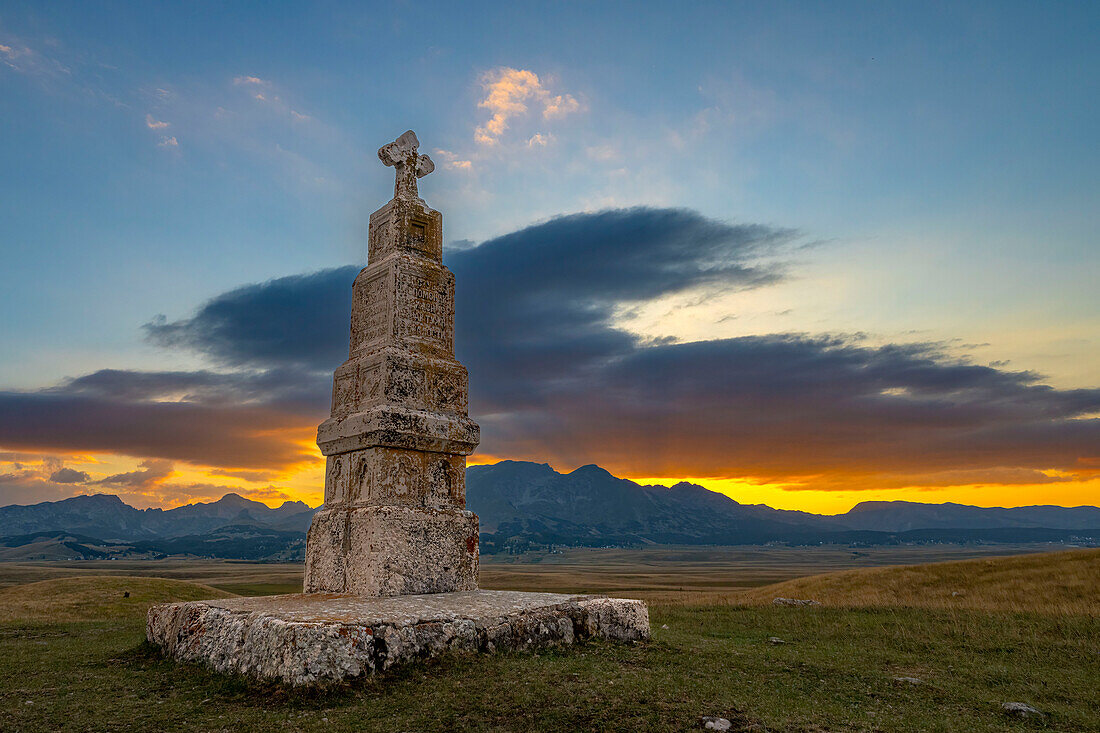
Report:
1,461,1097,561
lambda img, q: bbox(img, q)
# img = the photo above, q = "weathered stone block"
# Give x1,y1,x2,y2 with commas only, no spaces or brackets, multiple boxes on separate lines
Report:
316,404,479,456
146,590,651,686
349,254,456,359
330,350,469,418
321,448,467,506
368,196,443,264
305,504,478,596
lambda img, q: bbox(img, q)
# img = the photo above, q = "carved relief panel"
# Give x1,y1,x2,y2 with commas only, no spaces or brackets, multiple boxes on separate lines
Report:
350,269,392,353
395,261,454,355
324,454,349,504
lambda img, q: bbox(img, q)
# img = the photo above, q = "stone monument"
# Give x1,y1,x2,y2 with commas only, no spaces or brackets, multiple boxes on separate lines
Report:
304,129,480,597
146,131,649,685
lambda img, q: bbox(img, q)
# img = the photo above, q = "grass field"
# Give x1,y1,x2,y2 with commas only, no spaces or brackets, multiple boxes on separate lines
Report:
0,542,1073,600
0,546,1096,731
736,548,1099,615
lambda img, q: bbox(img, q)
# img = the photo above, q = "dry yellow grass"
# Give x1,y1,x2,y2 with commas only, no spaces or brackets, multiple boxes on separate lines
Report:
733,547,1100,614
0,576,236,623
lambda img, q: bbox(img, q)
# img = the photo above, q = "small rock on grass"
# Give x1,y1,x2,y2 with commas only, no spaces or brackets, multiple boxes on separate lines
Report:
700,717,731,731
660,623,669,629
892,676,922,685
1002,702,1046,719
767,636,787,645
772,597,820,607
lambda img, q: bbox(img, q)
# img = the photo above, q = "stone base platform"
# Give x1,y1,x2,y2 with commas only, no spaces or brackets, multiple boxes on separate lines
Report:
147,590,649,686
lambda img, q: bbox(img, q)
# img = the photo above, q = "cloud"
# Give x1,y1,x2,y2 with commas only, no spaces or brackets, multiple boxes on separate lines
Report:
492,335,1100,481
2,206,1096,498
435,149,473,170
94,459,174,489
0,471,73,506
143,268,355,371
58,366,328,410
228,74,315,127
586,144,616,161
145,114,170,129
543,94,580,119
0,38,69,77
139,205,1096,485
0,43,28,65
158,136,178,148
208,467,279,483
0,387,318,470
475,67,582,145
527,133,551,147
49,467,89,484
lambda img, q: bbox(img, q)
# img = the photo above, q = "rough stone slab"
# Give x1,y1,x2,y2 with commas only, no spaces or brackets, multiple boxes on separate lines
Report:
147,589,649,686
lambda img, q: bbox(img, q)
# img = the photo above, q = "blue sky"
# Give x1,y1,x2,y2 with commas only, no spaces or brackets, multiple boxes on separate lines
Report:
1,2,1097,510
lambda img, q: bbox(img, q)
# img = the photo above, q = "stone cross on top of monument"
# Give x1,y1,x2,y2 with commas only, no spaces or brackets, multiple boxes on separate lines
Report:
378,129,435,201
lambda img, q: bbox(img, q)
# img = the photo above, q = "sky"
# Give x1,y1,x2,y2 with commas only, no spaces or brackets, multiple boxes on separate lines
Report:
1,1,1097,513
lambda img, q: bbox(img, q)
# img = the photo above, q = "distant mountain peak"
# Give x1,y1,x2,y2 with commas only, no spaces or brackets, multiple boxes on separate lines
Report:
216,492,253,505
569,464,614,478
72,493,126,505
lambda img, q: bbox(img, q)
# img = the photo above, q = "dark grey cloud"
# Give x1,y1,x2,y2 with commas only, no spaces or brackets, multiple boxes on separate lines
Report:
498,334,1100,478
1,206,1096,488
143,268,356,371
450,208,795,402
60,367,329,413
93,459,174,489
49,467,89,484
0,389,316,469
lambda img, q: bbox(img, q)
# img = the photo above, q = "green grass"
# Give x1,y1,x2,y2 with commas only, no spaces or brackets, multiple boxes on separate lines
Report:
0,604,1096,731
0,576,236,623
0,549,1096,731
735,548,1100,615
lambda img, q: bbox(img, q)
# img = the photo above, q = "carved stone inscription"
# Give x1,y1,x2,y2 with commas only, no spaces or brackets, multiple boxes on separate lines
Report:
397,265,453,352
351,271,390,351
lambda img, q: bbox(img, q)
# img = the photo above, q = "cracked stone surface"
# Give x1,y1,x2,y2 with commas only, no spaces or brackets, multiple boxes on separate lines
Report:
147,590,650,685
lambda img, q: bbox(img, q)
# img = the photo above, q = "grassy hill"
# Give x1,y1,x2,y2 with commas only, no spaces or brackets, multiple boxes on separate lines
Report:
0,551,1096,731
736,547,1099,614
0,575,235,623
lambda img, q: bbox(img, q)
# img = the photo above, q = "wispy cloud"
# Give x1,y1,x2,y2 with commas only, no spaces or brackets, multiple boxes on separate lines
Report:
157,136,179,148
0,37,70,77
527,133,552,148
233,75,270,87
233,74,312,123
586,144,617,161
475,67,582,145
145,114,170,129
543,94,580,119
94,458,175,490
435,148,473,170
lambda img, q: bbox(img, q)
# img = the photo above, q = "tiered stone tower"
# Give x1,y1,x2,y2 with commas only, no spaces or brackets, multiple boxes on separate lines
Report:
304,130,481,596
147,131,648,685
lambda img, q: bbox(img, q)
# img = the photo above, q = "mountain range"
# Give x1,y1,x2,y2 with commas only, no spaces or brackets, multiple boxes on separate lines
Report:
1,461,1097,560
